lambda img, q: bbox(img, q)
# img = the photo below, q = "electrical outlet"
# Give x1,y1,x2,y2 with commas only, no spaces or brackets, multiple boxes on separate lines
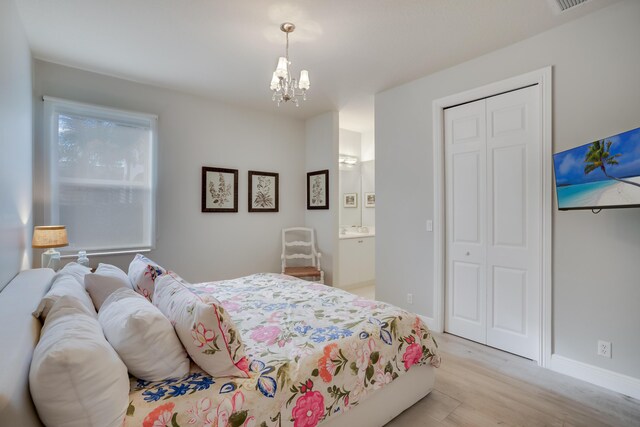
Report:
406,293,413,304
597,340,612,358
426,220,433,232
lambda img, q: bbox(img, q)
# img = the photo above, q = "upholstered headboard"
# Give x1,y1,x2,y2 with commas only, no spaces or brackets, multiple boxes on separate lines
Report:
0,268,54,426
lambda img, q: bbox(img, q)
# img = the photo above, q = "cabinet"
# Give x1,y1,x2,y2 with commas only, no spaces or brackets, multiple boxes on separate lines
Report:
338,236,375,288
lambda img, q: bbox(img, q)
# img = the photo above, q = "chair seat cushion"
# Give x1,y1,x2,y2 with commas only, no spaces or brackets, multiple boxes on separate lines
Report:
284,266,321,277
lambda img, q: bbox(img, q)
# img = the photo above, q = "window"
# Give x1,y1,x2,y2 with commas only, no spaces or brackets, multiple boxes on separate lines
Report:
43,97,157,253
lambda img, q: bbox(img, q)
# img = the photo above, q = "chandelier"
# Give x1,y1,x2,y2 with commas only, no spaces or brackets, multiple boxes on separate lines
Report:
270,22,310,107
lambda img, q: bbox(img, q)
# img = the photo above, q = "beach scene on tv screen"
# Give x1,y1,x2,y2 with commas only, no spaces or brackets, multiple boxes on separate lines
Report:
554,127,640,209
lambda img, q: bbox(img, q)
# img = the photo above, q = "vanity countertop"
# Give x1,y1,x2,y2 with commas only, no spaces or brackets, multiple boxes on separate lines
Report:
339,231,375,240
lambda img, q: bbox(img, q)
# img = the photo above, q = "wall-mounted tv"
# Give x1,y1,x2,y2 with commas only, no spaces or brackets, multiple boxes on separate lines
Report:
553,126,640,211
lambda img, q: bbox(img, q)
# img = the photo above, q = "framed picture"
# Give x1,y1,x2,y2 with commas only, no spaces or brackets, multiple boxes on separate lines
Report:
364,192,375,208
343,192,357,208
202,167,238,212
307,169,329,210
248,171,279,212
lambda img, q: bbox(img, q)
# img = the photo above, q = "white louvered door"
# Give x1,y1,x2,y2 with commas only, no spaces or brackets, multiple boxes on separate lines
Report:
445,86,540,360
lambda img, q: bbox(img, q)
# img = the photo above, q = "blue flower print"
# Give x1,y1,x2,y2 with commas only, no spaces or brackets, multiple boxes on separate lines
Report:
168,384,190,398
310,326,353,343
189,376,215,392
249,360,278,398
294,324,312,335
142,387,167,402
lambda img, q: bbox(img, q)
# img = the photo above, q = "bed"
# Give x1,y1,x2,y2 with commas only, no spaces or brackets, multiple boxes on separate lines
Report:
0,270,440,427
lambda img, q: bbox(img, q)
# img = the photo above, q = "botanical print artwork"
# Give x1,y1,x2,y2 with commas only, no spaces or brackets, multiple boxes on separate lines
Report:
365,192,375,208
202,167,238,212
209,173,232,208
311,175,325,206
254,176,274,208
249,171,279,212
343,193,357,208
125,273,440,427
307,170,329,210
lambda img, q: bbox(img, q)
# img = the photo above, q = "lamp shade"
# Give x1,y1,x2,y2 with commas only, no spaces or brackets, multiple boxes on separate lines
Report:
32,226,69,249
275,57,288,78
270,72,279,90
299,70,310,90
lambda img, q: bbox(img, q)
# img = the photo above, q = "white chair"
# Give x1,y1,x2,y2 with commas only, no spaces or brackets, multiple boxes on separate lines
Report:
281,227,324,284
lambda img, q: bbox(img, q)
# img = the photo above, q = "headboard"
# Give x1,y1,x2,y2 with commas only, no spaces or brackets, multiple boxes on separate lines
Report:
0,268,53,426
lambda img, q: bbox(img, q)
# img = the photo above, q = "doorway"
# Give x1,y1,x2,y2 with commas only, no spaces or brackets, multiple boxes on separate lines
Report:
432,68,553,365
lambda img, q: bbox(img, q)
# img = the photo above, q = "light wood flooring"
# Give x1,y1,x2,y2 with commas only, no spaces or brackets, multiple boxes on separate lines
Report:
344,285,640,426
386,333,640,427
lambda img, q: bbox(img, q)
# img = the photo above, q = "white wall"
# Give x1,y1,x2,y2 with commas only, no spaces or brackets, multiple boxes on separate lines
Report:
376,0,640,380
33,60,306,283
0,0,33,291
305,112,339,284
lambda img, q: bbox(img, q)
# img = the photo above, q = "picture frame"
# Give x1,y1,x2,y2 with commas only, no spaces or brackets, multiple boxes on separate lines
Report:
364,192,375,208
248,171,279,212
307,169,329,210
202,167,238,212
343,192,357,208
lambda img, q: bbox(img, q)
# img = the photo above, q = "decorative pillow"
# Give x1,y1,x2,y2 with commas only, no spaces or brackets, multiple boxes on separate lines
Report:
55,262,92,285
99,288,190,381
33,273,96,321
85,263,132,310
128,254,166,301
29,295,129,427
154,273,249,378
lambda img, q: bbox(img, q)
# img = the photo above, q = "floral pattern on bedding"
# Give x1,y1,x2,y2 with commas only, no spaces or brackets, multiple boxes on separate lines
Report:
125,273,440,427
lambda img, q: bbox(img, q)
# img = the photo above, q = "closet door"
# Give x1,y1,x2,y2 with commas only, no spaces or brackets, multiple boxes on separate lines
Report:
485,86,540,359
444,99,487,344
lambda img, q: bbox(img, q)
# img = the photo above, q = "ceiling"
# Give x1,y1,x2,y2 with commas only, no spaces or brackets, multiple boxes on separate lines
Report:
16,0,618,133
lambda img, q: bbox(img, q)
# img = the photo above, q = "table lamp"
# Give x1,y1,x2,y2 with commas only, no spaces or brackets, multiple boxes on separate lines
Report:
32,225,69,271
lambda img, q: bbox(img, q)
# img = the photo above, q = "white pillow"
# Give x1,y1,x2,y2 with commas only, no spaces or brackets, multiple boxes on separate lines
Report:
128,254,166,302
154,273,250,378
29,295,129,427
33,273,96,321
55,262,92,285
85,263,132,310
99,288,190,381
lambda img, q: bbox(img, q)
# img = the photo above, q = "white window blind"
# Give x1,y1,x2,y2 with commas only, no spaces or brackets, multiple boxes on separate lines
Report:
43,97,157,253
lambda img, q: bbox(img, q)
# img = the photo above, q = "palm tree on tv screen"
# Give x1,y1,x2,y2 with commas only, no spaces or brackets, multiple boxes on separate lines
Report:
584,139,640,188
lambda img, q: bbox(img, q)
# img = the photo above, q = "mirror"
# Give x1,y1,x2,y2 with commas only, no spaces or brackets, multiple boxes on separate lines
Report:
338,129,375,229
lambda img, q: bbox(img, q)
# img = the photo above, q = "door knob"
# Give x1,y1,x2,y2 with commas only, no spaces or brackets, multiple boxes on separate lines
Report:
466,251,470,256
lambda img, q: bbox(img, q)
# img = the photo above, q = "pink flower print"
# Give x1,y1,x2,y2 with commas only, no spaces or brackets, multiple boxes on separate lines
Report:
192,322,215,347
250,325,281,345
186,398,212,425
291,390,325,427
352,298,377,308
143,402,175,427
353,338,376,371
222,301,241,312
235,356,249,375
402,343,422,370
267,311,283,322
215,391,255,427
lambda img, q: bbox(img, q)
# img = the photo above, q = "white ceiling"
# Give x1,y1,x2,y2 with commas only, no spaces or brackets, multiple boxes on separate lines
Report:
15,0,618,132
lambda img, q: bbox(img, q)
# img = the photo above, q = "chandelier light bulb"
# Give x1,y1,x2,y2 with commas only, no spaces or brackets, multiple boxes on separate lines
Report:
299,70,310,90
275,57,288,79
270,72,279,90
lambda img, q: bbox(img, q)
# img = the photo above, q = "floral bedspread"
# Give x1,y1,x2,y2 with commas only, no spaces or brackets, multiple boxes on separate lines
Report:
125,273,440,427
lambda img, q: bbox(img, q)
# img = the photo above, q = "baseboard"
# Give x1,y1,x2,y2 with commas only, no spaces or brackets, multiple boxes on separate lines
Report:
336,280,375,291
419,315,439,332
549,354,640,401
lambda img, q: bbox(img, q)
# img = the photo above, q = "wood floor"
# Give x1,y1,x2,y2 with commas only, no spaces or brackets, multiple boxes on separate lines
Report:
346,285,640,426
386,333,640,426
